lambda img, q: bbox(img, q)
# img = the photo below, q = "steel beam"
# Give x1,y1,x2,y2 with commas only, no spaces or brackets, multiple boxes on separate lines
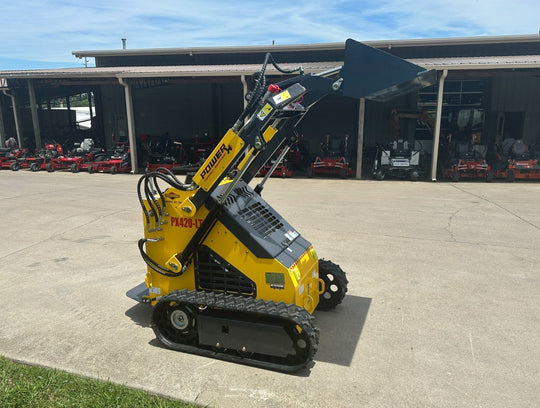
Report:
27,79,42,149
430,69,448,181
0,96,6,146
355,98,366,179
3,90,24,148
118,77,139,173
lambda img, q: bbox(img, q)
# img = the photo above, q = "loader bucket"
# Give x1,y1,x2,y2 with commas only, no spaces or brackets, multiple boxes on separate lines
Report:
340,39,437,102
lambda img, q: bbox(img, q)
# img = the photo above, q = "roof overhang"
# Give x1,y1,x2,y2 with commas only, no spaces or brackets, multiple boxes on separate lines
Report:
1,55,540,88
412,55,540,70
0,62,339,83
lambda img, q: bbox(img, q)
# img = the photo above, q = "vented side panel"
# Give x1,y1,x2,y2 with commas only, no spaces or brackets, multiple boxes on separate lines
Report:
196,247,256,296
218,186,254,206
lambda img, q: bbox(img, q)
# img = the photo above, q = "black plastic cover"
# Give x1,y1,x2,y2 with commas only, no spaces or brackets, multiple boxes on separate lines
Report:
209,181,310,265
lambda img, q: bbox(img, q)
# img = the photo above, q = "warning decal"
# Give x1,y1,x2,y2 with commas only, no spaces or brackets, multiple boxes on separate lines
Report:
257,103,273,120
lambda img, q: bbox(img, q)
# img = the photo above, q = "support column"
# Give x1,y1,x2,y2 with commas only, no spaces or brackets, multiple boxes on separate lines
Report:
430,69,448,181
88,91,94,118
46,99,53,136
66,96,73,130
118,77,138,173
355,98,366,179
27,79,42,149
3,90,24,148
240,75,248,109
0,96,6,146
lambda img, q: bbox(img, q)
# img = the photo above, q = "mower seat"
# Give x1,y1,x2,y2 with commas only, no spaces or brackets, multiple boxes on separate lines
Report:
457,143,474,159
512,140,531,159
392,140,408,156
327,137,343,157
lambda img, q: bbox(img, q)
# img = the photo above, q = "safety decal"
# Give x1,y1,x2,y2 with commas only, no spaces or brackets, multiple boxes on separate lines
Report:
266,272,285,289
257,103,273,121
284,230,299,241
272,90,291,105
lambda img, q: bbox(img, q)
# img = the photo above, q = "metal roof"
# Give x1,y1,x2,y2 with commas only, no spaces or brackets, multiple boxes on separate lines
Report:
72,34,540,58
411,54,540,70
2,55,540,84
0,62,338,82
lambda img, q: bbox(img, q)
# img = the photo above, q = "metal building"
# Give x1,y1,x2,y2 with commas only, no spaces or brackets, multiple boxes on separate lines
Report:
1,34,540,179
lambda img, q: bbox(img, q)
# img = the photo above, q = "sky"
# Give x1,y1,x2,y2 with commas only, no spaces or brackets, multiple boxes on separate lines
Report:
0,0,539,70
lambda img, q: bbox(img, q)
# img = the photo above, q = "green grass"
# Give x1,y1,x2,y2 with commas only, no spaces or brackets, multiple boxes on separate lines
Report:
0,356,199,408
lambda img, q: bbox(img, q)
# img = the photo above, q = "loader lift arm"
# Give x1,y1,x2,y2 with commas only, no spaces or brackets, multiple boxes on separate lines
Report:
192,40,435,197
160,39,436,271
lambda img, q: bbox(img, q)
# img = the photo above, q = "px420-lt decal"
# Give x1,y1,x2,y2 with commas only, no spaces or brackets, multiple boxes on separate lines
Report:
170,217,203,228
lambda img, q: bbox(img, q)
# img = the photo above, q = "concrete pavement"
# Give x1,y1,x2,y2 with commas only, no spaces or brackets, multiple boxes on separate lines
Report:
0,171,538,407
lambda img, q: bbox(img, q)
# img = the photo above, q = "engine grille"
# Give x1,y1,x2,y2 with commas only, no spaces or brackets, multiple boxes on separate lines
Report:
238,202,284,238
195,247,256,296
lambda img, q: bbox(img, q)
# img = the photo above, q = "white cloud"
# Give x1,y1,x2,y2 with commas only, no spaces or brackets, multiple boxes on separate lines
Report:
0,0,539,68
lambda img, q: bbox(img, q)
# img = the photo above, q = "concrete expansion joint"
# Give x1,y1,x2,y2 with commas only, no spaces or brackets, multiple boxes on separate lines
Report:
451,184,540,231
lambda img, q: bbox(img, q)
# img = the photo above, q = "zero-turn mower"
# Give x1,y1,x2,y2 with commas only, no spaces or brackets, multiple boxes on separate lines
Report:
308,133,355,178
372,109,433,181
127,39,436,372
496,138,540,181
86,143,131,174
442,142,493,182
0,138,28,171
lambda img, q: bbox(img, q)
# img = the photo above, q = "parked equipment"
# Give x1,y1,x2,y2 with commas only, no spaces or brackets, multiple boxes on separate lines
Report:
506,139,540,181
0,138,28,171
258,135,309,178
257,149,294,178
373,109,433,181
38,142,85,172
126,39,436,372
440,108,493,182
373,139,422,180
308,133,354,178
496,138,540,181
86,144,131,174
443,142,493,182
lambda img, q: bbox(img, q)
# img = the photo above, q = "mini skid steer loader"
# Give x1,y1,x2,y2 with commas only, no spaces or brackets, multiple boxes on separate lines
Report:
127,39,436,372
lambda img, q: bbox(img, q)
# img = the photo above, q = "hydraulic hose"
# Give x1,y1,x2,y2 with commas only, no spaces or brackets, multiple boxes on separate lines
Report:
137,169,196,276
236,53,304,127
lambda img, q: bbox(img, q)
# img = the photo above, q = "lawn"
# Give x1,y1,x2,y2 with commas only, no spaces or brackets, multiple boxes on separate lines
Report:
0,356,199,408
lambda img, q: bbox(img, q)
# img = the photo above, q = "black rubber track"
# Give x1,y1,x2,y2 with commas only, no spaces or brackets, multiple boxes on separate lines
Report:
152,289,320,373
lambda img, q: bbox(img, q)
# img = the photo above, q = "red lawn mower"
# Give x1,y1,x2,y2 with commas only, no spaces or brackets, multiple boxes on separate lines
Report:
142,133,187,174
504,139,540,181
257,152,294,178
258,135,308,178
441,108,493,182
39,142,81,172
308,134,355,178
86,143,131,174
66,138,108,173
1,138,30,171
443,142,493,182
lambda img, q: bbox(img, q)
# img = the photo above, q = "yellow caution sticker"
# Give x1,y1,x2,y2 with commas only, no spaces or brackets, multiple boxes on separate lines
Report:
273,90,291,105
257,103,273,121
